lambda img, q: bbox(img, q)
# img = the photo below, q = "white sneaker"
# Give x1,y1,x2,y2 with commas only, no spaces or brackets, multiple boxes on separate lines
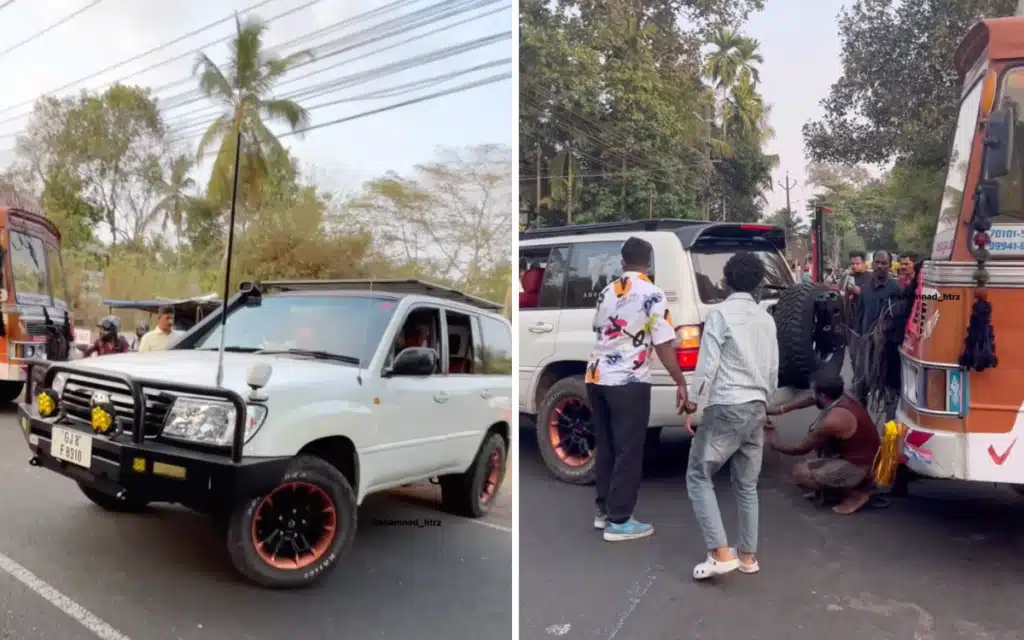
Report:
692,553,739,580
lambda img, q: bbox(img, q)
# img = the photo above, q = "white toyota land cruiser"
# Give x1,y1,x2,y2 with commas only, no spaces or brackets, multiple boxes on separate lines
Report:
20,279,512,589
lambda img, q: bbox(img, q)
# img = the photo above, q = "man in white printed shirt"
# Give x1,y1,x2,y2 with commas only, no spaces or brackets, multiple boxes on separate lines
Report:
587,237,694,542
684,251,779,580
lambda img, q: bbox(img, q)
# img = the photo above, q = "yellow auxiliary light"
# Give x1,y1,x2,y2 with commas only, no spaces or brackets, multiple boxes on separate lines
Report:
36,389,59,418
89,395,117,435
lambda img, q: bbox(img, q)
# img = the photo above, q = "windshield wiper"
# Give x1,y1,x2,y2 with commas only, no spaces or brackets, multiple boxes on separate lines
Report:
256,348,360,365
197,346,262,352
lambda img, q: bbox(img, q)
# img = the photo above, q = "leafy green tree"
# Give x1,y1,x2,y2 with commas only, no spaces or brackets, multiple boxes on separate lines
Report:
803,0,1016,169
193,16,313,208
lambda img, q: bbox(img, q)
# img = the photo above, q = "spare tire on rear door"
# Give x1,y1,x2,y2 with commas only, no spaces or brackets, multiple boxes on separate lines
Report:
772,282,846,389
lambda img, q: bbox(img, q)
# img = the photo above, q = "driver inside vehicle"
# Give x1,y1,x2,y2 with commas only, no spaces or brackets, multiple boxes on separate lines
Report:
393,314,440,371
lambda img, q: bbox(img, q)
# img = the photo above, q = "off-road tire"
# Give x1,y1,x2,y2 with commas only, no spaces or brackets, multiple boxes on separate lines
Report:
774,282,845,389
227,455,357,589
440,431,507,518
0,381,24,405
78,483,150,513
536,376,596,485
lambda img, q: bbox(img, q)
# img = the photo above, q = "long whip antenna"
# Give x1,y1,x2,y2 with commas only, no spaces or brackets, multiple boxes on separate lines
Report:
215,128,243,388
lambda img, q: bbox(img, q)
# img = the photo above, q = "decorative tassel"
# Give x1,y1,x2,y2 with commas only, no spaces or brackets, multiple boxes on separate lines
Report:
873,420,907,488
959,295,998,372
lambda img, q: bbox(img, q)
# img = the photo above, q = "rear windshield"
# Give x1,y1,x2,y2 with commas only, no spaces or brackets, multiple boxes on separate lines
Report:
689,240,793,304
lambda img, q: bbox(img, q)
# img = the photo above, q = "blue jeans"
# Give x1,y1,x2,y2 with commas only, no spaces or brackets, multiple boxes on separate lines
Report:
686,401,766,554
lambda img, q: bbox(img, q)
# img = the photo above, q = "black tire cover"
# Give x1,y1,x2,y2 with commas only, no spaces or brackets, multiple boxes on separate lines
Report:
774,282,843,389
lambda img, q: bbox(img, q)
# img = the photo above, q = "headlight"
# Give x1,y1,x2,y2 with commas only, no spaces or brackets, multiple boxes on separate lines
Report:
162,397,268,447
52,373,68,397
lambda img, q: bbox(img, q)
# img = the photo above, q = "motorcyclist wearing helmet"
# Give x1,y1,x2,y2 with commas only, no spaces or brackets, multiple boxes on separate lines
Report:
132,322,149,351
84,316,130,357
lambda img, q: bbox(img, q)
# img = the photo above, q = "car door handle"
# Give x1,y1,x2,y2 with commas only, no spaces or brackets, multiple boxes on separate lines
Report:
480,390,493,399
528,322,553,334
434,392,449,403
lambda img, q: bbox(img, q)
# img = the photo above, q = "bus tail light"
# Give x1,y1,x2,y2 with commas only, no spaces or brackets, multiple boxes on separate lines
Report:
675,325,701,371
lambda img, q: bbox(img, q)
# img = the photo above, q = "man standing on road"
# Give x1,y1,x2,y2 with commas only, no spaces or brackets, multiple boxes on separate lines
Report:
683,251,778,580
852,251,903,406
587,237,693,542
139,306,176,353
766,370,881,515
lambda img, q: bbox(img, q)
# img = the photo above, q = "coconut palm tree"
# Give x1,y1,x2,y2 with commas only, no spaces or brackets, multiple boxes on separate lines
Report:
704,27,764,138
193,16,314,209
152,154,196,245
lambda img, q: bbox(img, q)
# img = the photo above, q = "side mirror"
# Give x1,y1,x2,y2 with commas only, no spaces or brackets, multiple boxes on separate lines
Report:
387,347,437,377
984,105,1015,180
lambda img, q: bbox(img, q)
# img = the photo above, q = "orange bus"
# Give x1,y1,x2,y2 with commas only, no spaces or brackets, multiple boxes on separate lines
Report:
0,207,73,403
898,17,1024,487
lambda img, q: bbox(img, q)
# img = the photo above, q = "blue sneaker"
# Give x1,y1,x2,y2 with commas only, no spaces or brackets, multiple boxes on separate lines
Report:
602,517,654,541
593,512,608,529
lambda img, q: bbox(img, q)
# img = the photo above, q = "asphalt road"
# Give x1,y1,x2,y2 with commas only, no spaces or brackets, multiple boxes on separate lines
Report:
519,408,1024,640
0,405,512,640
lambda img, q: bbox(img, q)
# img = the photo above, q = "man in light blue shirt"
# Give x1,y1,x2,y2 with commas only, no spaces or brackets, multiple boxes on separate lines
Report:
684,251,779,581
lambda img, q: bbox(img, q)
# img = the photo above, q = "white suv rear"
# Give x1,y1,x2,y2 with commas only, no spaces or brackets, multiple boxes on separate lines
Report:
519,219,799,483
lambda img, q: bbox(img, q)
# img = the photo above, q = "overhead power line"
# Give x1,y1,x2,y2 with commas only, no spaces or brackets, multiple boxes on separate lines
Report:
164,2,509,125
0,1,15,12
155,0,499,110
0,0,103,61
164,56,511,145
176,71,510,159
0,0,329,122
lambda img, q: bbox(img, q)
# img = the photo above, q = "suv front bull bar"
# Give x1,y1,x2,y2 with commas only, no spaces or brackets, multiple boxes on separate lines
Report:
26,361,248,463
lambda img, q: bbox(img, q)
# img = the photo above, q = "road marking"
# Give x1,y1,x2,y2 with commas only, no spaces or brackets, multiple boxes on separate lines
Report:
463,517,512,533
607,566,659,640
0,551,131,640
545,623,571,635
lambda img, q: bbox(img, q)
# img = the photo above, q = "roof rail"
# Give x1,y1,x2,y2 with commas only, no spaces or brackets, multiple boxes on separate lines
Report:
249,278,504,312
520,218,705,241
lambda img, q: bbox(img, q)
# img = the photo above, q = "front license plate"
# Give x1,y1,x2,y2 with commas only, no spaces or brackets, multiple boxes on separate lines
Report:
50,427,93,468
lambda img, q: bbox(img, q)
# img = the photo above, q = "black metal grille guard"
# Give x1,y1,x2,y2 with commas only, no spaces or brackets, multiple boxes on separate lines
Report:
26,361,248,463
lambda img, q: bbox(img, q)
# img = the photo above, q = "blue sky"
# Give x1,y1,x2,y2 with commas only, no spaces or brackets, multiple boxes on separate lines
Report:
744,0,848,220
0,0,514,194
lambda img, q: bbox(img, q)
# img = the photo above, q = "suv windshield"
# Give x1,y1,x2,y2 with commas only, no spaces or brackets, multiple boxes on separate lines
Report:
689,240,793,304
193,295,399,365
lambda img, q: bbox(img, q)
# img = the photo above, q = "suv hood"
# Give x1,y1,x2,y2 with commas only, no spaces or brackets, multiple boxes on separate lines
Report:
59,350,360,393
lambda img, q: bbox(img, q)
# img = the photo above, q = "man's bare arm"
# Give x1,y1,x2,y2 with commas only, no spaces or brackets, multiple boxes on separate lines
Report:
767,390,817,415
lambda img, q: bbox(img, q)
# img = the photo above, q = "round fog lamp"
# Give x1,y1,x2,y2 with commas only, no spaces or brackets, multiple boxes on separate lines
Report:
36,389,58,418
90,396,117,435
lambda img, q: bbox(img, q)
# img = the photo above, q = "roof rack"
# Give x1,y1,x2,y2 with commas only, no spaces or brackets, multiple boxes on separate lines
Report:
520,218,705,241
250,279,503,312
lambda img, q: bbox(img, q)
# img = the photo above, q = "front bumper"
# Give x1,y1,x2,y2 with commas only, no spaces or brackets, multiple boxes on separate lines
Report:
18,404,290,506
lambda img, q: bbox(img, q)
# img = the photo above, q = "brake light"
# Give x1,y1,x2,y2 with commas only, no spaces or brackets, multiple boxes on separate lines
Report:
740,224,773,231
675,325,701,371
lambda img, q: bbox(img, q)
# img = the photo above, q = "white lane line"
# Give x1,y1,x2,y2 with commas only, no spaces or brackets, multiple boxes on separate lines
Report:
0,551,131,640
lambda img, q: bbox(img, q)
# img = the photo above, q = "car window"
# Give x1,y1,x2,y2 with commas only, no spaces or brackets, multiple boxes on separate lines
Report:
390,306,443,373
520,245,569,309
193,295,398,365
565,241,656,309
478,315,512,375
688,240,793,303
8,230,51,304
444,310,476,374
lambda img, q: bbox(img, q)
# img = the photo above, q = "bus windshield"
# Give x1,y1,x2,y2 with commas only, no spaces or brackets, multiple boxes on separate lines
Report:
932,78,984,259
8,230,65,307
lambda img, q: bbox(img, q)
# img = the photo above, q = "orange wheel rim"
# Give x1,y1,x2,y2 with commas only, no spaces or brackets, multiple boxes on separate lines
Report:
251,481,338,570
547,397,594,467
480,450,503,504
